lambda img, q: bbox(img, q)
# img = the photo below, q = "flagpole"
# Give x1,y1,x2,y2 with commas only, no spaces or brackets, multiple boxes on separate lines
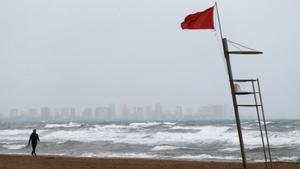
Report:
214,3,248,169
214,2,223,40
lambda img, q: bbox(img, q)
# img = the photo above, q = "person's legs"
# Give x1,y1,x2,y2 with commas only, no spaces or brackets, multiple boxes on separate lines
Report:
32,143,37,156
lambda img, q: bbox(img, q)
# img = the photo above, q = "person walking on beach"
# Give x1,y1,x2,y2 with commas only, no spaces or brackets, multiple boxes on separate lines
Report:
28,129,40,156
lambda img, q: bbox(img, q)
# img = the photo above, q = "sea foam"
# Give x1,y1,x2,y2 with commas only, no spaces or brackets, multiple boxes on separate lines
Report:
44,122,81,128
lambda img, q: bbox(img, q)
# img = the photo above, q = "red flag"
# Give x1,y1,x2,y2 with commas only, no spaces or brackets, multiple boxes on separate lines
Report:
181,7,214,29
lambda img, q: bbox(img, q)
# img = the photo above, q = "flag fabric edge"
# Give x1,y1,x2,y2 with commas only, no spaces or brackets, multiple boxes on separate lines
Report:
181,6,215,30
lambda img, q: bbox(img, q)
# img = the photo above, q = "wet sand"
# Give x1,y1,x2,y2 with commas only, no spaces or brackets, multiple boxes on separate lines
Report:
0,155,299,169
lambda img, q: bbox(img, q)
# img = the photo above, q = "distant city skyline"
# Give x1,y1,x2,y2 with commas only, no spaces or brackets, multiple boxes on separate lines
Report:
3,103,232,122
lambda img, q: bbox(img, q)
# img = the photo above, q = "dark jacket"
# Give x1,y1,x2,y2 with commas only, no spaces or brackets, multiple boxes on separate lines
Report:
29,133,40,145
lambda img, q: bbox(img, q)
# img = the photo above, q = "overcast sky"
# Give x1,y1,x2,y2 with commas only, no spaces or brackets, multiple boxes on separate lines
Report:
0,0,299,118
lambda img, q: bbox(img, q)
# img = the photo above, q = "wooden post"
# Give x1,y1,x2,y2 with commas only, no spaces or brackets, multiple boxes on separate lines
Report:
222,38,248,169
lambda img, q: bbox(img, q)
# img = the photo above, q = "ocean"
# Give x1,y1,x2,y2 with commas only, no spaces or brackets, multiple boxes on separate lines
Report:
0,120,299,162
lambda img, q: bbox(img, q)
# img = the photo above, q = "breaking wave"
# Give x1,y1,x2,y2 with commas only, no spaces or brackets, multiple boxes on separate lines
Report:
44,122,82,128
129,122,161,128
151,145,180,151
0,120,300,162
2,144,26,150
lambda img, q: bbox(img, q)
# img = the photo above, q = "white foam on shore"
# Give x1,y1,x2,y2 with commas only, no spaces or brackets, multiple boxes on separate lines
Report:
39,124,300,148
0,129,33,141
2,144,26,150
175,154,241,161
2,123,300,150
1,121,300,162
242,130,300,146
129,122,161,128
0,129,47,141
221,147,240,152
40,125,238,146
80,152,158,159
163,122,177,126
80,152,97,157
94,122,175,130
151,145,179,151
277,156,300,161
45,122,81,128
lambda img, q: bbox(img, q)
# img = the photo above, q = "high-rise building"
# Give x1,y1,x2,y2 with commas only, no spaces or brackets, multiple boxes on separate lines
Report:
41,107,51,121
94,106,112,121
154,103,162,114
175,106,183,120
198,104,230,120
81,108,93,121
120,104,130,120
154,103,163,120
144,106,154,120
27,108,39,121
53,108,61,120
108,104,116,120
60,107,70,120
70,107,76,120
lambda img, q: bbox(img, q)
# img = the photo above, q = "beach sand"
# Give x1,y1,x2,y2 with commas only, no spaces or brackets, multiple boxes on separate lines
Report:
0,155,299,169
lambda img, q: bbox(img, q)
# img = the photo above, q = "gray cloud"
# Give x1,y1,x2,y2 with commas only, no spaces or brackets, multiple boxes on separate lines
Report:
0,0,299,118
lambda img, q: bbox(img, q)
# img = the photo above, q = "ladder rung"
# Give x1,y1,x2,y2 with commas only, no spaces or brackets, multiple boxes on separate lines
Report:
237,104,262,107
233,79,257,82
235,92,259,95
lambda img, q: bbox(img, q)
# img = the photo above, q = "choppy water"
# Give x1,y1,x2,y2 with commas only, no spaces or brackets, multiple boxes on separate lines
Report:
0,120,299,162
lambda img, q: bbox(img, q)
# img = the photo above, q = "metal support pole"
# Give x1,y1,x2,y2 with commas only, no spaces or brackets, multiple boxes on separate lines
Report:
222,38,247,169
257,79,274,169
252,81,269,169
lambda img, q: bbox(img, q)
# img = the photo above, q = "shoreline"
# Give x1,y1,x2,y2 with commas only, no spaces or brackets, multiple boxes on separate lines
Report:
0,154,299,169
0,153,299,163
